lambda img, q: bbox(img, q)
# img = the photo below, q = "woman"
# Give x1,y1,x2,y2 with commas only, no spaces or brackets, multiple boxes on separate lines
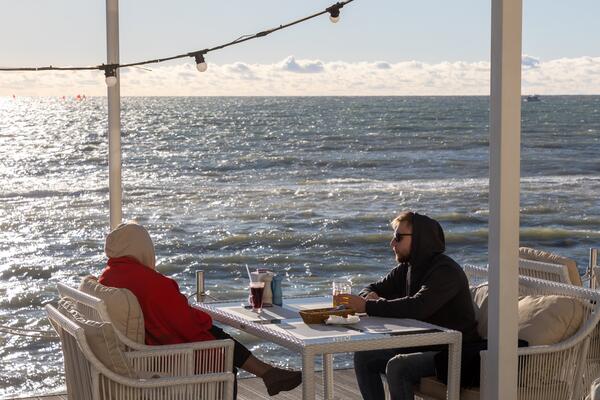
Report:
99,221,301,397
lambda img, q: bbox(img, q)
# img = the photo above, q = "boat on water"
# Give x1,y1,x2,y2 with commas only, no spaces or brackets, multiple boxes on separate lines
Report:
524,94,541,102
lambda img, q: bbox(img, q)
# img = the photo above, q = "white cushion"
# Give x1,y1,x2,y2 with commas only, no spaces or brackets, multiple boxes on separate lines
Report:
79,275,145,344
470,283,489,339
58,298,135,377
469,284,583,345
519,247,582,286
518,295,584,346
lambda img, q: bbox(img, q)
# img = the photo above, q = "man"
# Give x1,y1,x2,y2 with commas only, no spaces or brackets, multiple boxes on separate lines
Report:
341,212,478,400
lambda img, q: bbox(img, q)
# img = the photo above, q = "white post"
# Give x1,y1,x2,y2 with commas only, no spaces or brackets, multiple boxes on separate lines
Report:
106,0,122,229
487,0,522,399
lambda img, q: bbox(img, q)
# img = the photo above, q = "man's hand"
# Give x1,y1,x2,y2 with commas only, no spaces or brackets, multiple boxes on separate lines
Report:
364,291,380,300
336,294,367,313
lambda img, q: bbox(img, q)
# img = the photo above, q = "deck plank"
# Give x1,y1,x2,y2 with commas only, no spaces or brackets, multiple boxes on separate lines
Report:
8,368,365,400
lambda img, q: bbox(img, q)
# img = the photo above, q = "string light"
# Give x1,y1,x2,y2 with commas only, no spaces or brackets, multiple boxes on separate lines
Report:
0,0,354,81
328,4,341,23
194,53,208,72
103,64,118,87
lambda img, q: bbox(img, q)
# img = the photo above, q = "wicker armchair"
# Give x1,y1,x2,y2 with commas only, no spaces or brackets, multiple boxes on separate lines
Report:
57,282,233,361
47,304,235,400
417,275,600,400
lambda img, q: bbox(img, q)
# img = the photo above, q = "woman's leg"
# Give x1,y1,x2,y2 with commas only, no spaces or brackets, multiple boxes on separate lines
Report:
209,325,301,396
209,325,252,368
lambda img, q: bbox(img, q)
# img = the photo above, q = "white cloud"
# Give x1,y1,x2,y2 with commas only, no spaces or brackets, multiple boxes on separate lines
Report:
374,62,392,70
522,55,541,69
1,55,600,96
279,56,324,74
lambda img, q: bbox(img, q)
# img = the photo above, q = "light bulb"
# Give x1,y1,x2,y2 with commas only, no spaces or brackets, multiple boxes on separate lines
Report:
194,53,208,72
105,76,118,87
328,7,341,23
196,62,208,72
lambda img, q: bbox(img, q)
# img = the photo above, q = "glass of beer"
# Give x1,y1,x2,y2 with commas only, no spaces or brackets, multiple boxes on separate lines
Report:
249,281,266,313
332,281,352,307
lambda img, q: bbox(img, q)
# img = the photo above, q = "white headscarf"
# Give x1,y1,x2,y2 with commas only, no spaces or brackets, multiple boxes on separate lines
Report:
104,221,156,270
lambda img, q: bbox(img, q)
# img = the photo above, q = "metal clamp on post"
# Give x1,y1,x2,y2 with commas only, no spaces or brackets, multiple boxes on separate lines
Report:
196,270,206,303
590,248,599,290
195,270,219,302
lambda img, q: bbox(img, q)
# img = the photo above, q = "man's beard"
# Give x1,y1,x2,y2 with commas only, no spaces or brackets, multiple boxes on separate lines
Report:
396,253,410,263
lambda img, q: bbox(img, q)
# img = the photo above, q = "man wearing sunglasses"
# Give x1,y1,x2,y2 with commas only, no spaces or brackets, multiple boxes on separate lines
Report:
341,211,478,400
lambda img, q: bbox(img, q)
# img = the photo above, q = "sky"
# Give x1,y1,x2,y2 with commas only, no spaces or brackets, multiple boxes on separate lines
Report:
1,0,599,96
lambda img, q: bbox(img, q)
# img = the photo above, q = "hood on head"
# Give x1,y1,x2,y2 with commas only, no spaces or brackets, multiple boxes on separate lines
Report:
409,213,445,269
104,221,156,270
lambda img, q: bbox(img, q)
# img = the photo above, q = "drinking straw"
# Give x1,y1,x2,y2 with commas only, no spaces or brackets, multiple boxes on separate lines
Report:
245,264,253,283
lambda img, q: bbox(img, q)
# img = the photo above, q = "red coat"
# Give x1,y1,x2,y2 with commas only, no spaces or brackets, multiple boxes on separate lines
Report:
99,257,215,345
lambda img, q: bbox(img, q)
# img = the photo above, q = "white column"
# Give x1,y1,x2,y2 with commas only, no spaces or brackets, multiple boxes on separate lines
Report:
487,0,522,399
106,0,122,229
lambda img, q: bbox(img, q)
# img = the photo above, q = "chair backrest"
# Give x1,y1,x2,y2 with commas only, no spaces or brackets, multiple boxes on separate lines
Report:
518,258,572,284
57,282,142,351
464,260,572,285
57,282,108,321
519,246,582,286
46,304,109,400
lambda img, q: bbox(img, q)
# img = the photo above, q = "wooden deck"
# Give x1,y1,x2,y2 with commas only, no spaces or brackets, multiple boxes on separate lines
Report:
9,368,364,400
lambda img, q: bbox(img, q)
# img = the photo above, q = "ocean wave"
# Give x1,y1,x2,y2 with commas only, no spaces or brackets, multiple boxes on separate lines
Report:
0,187,107,199
0,265,57,280
445,227,600,245
445,230,489,244
436,212,486,224
520,227,600,241
520,206,557,215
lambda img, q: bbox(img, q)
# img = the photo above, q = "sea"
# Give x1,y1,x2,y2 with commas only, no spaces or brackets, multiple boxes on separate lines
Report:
1,96,599,397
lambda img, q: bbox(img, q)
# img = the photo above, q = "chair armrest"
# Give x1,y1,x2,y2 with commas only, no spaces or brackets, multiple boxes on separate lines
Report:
108,370,235,387
96,367,236,400
125,339,234,376
127,338,234,353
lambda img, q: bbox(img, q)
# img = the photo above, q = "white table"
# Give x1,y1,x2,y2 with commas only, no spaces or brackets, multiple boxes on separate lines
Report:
195,297,462,400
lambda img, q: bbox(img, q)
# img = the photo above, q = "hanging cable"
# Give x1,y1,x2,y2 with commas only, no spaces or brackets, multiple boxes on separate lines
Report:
0,0,354,78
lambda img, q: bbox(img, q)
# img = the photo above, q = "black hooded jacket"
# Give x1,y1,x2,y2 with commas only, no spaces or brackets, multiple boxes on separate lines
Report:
361,213,479,343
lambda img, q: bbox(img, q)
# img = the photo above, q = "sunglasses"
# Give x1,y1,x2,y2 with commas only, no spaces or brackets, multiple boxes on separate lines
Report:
393,232,412,242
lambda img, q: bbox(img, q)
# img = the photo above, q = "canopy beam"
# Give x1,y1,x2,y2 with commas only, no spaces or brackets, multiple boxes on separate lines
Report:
106,0,122,229
487,0,522,398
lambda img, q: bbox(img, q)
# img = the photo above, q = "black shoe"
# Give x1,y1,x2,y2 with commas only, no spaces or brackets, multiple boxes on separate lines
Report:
262,367,302,396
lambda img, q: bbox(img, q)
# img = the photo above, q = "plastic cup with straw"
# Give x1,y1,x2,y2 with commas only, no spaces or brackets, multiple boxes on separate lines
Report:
246,265,265,313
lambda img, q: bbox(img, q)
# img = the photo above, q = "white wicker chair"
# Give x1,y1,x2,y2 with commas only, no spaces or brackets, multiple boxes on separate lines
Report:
418,274,600,400
47,304,235,400
57,282,234,358
464,259,573,285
